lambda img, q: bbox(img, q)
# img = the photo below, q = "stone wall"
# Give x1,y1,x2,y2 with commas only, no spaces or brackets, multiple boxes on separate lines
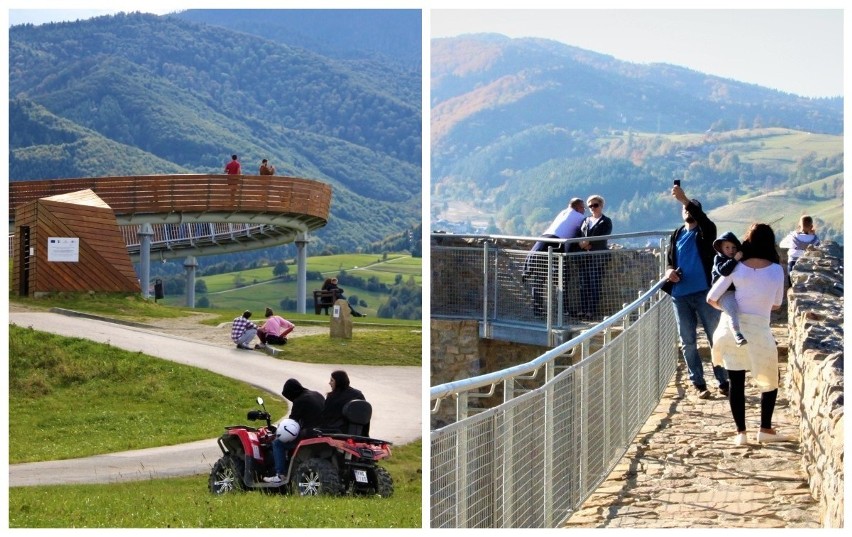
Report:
784,241,844,528
430,318,552,428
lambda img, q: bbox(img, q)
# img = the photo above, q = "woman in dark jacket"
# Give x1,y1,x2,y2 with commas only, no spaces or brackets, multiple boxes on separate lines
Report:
319,370,367,434
321,277,365,317
577,194,613,319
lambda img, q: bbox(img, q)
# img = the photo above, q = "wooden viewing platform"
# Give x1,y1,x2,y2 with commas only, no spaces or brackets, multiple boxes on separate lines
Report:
9,174,333,260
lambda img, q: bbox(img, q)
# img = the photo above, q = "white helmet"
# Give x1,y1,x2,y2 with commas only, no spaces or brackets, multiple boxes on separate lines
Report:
276,419,300,443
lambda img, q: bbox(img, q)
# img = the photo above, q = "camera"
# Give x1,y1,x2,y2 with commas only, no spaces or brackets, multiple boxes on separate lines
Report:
673,179,681,187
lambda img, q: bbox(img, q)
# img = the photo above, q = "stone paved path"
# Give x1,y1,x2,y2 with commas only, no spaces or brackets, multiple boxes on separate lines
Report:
564,359,821,528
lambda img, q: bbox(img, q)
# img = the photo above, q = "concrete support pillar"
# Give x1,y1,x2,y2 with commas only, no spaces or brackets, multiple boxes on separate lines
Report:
137,223,154,299
184,256,198,308
296,231,309,314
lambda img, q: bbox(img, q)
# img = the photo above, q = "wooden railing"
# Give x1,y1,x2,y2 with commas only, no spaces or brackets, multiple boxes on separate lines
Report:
9,174,332,226
9,174,333,260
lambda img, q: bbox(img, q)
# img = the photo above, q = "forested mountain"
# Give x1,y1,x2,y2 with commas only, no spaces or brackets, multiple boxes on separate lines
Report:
9,11,421,253
172,9,421,69
432,34,844,242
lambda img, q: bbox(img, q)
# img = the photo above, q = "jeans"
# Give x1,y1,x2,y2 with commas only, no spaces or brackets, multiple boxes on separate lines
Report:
235,328,257,347
273,438,297,476
579,254,604,316
672,290,728,389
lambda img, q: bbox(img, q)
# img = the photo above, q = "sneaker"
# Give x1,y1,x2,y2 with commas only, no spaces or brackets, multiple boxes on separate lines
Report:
262,475,282,484
757,431,793,443
733,432,748,446
695,386,711,399
237,343,252,350
719,384,730,397
735,333,748,346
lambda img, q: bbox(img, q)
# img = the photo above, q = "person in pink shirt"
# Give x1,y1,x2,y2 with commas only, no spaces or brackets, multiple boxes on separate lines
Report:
224,154,241,174
256,307,294,348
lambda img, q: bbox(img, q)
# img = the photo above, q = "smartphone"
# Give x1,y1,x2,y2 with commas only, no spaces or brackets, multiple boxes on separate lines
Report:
673,179,681,187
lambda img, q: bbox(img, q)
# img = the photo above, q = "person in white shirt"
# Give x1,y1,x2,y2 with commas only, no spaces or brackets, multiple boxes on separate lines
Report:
707,223,786,446
779,215,821,285
522,198,586,316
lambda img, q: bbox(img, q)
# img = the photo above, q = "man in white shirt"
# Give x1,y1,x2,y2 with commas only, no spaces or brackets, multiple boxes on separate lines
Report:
523,198,586,316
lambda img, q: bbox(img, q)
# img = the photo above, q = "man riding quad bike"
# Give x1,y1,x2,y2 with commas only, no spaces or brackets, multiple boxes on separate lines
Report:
208,396,394,496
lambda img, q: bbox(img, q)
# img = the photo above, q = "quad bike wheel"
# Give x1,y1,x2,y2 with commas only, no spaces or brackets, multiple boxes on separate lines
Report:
292,458,342,496
209,455,245,495
373,466,394,498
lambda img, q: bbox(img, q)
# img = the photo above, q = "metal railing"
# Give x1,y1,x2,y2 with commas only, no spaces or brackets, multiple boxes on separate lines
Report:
432,231,669,345
10,222,282,260
430,276,678,528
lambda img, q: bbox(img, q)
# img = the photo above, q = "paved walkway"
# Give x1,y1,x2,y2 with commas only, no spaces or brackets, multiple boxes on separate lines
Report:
564,359,821,528
8,310,420,487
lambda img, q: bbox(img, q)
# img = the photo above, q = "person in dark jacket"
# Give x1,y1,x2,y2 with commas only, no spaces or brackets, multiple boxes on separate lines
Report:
319,370,367,434
264,378,324,484
321,277,365,317
576,194,613,319
712,231,746,346
663,184,729,399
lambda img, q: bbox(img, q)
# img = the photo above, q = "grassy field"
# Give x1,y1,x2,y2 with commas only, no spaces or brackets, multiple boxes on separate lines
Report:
161,252,422,314
7,320,422,528
8,324,293,463
709,172,844,240
8,441,422,528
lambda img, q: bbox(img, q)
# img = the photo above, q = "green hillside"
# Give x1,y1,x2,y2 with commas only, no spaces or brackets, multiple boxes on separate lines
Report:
160,253,422,319
436,127,843,244
9,11,421,254
709,173,844,242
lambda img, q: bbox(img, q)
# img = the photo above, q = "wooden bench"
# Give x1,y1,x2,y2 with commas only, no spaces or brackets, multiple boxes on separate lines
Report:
313,289,342,314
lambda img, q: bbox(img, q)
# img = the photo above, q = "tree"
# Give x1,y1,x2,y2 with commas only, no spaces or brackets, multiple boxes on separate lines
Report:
273,261,289,278
195,279,208,293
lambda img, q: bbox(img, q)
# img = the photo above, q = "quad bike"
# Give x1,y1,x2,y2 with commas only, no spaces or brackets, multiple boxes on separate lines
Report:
208,397,394,497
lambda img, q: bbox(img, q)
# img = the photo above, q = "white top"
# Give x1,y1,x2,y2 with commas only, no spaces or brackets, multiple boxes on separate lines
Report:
543,207,585,238
707,262,784,318
779,231,820,260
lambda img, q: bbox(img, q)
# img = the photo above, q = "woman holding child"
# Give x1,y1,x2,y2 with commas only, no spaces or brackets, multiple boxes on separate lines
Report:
706,223,786,446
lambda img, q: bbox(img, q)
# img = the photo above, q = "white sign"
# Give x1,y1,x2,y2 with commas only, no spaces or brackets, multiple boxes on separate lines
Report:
333,304,341,318
47,237,80,262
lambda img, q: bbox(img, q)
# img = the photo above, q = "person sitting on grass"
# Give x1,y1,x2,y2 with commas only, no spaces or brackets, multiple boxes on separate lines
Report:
256,307,294,349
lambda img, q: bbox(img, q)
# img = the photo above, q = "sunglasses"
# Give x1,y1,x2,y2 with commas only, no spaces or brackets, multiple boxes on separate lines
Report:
589,203,600,208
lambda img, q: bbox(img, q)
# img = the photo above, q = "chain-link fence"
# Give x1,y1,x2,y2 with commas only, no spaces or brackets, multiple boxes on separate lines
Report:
430,279,678,528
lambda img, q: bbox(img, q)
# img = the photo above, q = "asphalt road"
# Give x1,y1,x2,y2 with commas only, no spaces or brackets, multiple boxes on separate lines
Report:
8,310,422,487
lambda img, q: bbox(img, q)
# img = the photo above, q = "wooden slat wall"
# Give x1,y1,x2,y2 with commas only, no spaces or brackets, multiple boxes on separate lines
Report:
12,194,141,296
9,175,333,224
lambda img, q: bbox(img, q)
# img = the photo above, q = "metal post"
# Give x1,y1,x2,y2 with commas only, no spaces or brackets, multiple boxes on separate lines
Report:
184,256,198,308
546,246,554,337
482,242,489,334
137,223,153,299
296,232,309,314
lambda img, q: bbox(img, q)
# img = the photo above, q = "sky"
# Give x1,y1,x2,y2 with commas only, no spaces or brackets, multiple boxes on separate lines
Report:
431,8,844,99
6,2,845,98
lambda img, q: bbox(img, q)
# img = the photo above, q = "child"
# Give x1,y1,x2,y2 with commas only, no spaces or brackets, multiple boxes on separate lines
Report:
780,215,821,285
712,231,747,346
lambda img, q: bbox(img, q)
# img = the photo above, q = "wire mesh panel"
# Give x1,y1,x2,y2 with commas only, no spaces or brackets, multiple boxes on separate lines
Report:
432,232,667,330
432,245,487,318
430,291,677,528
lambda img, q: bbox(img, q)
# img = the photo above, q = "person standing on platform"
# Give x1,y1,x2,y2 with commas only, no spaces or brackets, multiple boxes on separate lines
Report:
225,154,241,174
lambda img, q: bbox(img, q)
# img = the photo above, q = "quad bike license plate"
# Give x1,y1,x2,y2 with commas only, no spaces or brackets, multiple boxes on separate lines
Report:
354,470,369,484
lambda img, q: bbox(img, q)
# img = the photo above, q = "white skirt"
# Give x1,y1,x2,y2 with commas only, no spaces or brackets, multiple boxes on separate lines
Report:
711,312,779,392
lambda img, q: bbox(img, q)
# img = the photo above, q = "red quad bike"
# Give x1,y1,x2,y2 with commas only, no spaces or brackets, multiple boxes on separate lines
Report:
208,397,394,497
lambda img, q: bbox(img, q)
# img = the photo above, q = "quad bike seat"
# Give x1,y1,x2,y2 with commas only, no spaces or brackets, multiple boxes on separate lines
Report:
342,399,372,437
